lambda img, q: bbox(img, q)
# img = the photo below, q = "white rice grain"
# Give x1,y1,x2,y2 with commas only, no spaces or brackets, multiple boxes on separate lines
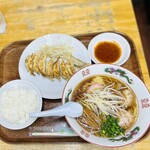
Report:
0,87,39,124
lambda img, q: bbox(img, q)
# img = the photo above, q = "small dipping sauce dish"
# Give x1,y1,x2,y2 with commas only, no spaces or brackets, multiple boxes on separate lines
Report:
88,32,131,65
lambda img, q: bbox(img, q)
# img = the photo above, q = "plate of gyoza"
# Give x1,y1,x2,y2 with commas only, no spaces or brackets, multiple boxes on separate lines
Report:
19,34,91,99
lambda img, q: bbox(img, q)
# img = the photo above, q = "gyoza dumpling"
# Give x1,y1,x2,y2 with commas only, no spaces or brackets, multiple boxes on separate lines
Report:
38,55,47,76
33,54,40,74
71,55,89,67
59,59,70,80
25,53,35,75
53,58,60,80
66,59,75,76
46,58,54,80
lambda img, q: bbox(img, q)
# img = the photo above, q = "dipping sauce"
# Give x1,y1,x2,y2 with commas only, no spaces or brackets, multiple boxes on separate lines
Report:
94,41,122,63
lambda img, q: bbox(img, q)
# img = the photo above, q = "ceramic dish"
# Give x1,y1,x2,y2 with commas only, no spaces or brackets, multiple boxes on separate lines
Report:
62,64,150,147
19,34,91,99
0,80,42,130
88,32,131,65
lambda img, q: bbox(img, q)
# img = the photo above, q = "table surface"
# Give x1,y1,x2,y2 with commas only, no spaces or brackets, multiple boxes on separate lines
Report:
0,0,149,149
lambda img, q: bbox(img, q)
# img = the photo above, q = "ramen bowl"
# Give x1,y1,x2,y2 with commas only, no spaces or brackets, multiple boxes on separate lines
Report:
62,64,150,147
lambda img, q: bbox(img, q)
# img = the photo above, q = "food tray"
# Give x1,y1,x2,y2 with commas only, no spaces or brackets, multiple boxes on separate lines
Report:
0,32,143,142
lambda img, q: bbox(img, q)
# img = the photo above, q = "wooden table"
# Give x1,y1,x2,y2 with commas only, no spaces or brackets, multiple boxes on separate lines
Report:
0,0,149,149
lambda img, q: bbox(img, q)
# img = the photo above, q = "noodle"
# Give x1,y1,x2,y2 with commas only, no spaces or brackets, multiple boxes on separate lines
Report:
72,75,138,138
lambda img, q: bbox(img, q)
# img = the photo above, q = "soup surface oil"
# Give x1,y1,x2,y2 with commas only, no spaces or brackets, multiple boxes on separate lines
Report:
94,41,122,63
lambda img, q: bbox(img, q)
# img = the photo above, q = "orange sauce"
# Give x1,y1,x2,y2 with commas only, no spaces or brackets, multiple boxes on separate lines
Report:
94,41,122,64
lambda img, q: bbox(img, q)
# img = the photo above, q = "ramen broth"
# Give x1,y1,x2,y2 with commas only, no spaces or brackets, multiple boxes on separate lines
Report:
72,75,138,138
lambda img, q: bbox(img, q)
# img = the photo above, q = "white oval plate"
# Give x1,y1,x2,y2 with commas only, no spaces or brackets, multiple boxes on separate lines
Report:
0,80,42,130
88,32,131,65
19,34,91,99
62,64,150,147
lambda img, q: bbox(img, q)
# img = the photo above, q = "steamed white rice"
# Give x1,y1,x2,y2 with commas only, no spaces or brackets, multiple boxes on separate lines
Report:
0,87,39,124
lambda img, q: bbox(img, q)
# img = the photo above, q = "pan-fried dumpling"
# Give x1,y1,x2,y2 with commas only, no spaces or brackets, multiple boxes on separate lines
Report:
59,59,70,79
25,53,35,75
33,54,40,74
66,59,75,76
71,55,89,67
38,55,47,76
53,58,60,80
46,59,54,80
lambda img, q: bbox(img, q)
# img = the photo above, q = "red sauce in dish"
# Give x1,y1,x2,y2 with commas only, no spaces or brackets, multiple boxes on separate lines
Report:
94,41,122,63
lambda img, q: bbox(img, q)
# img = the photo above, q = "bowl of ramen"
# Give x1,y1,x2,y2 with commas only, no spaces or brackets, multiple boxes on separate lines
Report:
62,64,150,147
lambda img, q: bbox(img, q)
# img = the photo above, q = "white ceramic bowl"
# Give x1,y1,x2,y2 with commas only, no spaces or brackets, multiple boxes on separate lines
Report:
88,32,131,65
62,64,150,147
0,80,42,130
